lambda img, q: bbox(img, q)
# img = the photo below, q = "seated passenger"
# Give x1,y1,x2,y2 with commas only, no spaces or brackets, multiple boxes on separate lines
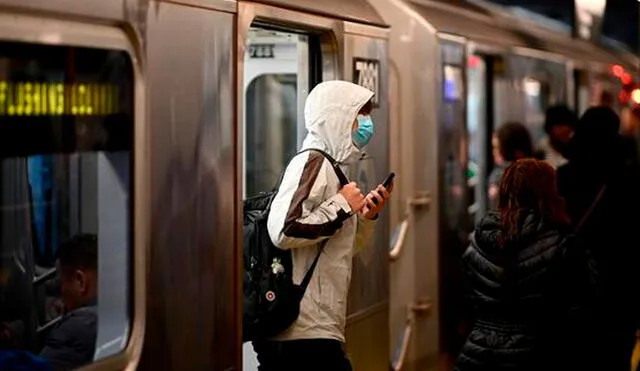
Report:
455,159,595,371
40,234,97,371
488,122,533,208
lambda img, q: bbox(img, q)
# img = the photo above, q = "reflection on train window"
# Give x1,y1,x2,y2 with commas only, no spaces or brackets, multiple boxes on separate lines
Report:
441,62,468,231
467,55,487,223
444,65,464,102
243,28,310,198
0,41,133,369
522,77,549,145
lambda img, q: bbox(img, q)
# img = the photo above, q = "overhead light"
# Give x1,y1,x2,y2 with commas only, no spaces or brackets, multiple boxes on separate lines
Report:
523,78,541,96
612,64,624,77
620,90,630,104
575,0,606,16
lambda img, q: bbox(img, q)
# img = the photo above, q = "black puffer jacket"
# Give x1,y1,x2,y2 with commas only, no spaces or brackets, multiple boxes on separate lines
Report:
454,211,596,371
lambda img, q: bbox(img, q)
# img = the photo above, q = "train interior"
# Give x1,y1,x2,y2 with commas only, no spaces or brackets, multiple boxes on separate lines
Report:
0,27,132,362
242,26,307,368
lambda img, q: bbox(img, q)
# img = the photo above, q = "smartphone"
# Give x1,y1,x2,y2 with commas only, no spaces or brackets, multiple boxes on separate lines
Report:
372,172,395,205
383,172,395,188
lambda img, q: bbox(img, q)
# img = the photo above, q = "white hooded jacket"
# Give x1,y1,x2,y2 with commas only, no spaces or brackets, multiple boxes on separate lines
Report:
267,80,377,342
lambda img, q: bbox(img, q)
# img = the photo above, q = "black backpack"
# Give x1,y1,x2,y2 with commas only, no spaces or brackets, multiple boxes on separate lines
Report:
243,148,348,342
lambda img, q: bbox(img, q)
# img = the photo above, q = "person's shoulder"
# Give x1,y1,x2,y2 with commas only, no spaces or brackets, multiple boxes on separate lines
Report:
53,307,97,339
289,148,332,168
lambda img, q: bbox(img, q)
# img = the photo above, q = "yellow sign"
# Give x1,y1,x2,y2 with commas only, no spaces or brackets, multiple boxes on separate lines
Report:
0,81,120,116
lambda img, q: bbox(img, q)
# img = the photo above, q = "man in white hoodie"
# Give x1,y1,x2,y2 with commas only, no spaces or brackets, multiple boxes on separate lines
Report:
255,80,392,370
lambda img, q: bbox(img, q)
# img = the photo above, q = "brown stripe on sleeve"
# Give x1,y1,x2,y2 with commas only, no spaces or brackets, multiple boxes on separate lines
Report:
282,151,350,239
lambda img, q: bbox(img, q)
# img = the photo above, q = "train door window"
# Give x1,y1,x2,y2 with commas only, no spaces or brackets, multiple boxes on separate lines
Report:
243,27,312,198
466,54,487,223
441,62,468,230
439,40,474,356
522,77,548,145
0,40,133,367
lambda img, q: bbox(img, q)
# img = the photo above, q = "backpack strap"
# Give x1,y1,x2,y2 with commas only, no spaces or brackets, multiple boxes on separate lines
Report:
575,184,607,233
299,241,326,292
268,148,350,292
295,149,349,293
266,148,349,211
305,148,349,187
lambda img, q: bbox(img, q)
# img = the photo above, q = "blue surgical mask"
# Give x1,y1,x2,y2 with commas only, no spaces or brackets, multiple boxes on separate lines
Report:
352,115,374,148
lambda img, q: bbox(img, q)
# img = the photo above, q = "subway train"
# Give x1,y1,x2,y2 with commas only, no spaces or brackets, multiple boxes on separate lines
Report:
0,0,636,370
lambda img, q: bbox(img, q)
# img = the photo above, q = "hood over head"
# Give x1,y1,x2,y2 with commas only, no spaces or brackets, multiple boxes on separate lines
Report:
301,80,374,162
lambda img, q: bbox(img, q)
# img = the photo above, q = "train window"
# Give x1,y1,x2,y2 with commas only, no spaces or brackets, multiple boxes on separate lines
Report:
440,62,468,230
522,77,549,145
439,41,475,356
467,55,487,223
243,28,310,197
444,65,464,102
0,41,133,368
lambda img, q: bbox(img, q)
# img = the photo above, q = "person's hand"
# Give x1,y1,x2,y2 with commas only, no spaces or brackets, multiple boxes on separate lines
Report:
361,183,392,220
339,182,366,212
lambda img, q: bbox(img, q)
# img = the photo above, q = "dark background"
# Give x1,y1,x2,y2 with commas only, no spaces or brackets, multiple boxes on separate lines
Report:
481,0,639,52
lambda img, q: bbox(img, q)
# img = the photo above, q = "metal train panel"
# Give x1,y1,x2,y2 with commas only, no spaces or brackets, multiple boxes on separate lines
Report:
248,0,388,28
0,0,130,23
365,0,442,369
341,26,390,371
144,2,238,370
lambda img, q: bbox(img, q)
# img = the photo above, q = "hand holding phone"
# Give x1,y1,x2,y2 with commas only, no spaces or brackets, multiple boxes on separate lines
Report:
372,172,395,205
383,172,395,188
361,173,394,219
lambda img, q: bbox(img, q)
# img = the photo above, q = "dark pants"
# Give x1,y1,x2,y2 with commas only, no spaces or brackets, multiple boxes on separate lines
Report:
253,339,352,371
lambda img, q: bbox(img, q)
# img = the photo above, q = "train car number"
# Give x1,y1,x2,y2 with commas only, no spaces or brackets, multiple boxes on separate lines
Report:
249,44,275,59
353,58,380,107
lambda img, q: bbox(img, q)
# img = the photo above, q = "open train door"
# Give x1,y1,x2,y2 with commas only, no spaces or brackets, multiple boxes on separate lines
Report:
237,1,390,370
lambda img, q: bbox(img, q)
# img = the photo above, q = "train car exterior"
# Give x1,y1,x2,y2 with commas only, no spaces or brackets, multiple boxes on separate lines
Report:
0,0,238,369
0,1,151,370
237,3,391,370
368,0,638,370
0,0,636,371
363,0,442,370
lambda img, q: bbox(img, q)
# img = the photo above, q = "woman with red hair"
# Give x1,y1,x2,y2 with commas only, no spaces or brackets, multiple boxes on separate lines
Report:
454,159,596,371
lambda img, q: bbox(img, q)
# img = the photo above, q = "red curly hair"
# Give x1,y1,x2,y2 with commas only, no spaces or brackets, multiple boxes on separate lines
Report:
498,159,569,246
